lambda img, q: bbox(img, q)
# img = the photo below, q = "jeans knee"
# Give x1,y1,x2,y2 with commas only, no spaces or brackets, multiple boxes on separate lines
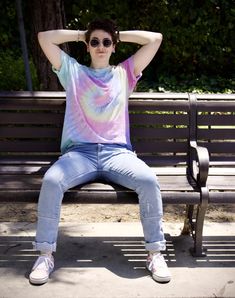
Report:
38,172,63,218
136,172,163,218
42,170,63,193
137,171,160,192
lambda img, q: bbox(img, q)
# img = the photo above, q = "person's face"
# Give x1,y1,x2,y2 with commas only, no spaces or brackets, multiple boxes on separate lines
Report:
87,30,115,66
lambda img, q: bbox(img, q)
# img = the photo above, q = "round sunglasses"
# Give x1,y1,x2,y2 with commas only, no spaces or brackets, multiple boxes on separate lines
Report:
89,38,113,48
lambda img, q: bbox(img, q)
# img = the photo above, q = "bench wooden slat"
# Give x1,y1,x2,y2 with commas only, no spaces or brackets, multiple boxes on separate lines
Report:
0,175,196,191
197,142,235,153
197,101,235,112
207,175,235,190
208,168,235,175
129,100,189,112
0,155,187,167
198,129,235,139
209,160,235,166
131,127,189,139
132,141,188,153
0,165,189,175
0,139,187,153
0,100,65,110
0,91,187,99
129,113,189,125
0,112,64,124
0,140,60,152
0,127,62,138
0,166,47,174
0,140,189,153
3,165,234,176
0,127,189,139
198,114,235,126
0,103,65,111
0,91,66,98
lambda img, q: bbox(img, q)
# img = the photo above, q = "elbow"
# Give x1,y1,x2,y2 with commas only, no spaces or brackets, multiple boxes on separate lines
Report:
149,32,163,44
153,33,163,47
38,32,43,42
156,33,163,42
37,31,48,43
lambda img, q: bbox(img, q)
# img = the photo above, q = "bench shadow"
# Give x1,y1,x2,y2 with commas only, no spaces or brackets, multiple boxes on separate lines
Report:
0,232,234,282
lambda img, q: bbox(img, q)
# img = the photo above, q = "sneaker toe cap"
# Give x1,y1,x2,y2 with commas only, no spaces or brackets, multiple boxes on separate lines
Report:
152,268,171,283
29,270,49,284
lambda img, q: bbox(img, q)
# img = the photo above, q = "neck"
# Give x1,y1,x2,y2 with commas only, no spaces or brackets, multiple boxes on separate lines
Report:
90,61,110,69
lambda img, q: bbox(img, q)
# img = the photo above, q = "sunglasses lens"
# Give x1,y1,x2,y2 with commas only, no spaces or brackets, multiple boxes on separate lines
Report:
103,39,112,47
90,38,112,48
90,39,99,47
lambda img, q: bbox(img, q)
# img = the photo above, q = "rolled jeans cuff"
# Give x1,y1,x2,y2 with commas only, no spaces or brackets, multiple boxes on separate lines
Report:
145,240,166,252
32,241,57,253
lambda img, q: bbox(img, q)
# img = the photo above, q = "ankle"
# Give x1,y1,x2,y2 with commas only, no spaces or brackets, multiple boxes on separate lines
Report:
148,250,160,256
40,252,52,257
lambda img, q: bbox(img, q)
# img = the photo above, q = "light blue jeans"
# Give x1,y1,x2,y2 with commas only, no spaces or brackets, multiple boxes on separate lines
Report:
33,143,166,253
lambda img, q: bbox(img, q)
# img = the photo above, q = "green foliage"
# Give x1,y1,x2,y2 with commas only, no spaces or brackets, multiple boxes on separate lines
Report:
0,0,234,92
137,75,234,94
0,0,19,52
0,51,39,91
64,0,235,93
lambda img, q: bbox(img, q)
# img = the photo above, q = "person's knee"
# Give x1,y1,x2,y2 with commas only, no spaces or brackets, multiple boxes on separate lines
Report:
38,170,64,217
137,171,160,190
42,169,63,191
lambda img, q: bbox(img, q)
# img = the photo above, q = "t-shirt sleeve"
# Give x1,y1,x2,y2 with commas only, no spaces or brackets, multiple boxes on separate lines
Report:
52,51,77,90
119,55,142,92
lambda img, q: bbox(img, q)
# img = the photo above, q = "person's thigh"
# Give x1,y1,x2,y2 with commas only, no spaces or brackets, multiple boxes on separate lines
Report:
102,150,158,191
43,150,98,192
102,150,162,213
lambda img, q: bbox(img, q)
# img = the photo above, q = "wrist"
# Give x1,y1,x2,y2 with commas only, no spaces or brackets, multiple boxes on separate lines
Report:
77,30,81,42
77,30,86,43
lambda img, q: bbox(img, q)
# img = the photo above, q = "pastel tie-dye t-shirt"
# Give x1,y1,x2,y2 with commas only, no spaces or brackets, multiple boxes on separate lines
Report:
53,51,140,153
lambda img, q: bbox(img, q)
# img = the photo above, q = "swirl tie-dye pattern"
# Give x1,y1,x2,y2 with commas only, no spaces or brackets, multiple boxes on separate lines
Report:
53,51,140,153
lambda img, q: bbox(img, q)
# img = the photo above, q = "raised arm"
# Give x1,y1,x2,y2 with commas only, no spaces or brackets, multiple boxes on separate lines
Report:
38,30,86,70
119,31,163,77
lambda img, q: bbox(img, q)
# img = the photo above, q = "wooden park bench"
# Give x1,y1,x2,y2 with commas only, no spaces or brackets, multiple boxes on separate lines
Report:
0,91,234,257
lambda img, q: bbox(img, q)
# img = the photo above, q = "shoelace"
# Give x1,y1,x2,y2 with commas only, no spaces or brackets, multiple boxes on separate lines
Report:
32,255,54,271
148,253,167,271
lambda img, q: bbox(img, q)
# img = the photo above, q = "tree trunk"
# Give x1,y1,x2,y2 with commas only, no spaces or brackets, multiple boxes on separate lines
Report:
28,0,69,90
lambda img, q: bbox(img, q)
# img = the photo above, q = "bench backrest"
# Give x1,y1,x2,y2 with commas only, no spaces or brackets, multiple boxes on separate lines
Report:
0,91,191,167
195,94,235,166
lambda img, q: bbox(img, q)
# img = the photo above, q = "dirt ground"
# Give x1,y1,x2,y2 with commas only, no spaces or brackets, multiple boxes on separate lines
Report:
0,202,234,223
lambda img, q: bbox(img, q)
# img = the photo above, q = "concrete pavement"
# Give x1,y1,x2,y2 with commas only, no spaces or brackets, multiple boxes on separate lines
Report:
0,221,235,298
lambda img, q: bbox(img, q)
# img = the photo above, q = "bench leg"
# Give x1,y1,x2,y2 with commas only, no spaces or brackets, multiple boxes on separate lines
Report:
191,187,209,257
181,187,209,257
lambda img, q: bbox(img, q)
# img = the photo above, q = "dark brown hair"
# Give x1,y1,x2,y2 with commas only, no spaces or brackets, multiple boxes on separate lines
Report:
85,19,119,45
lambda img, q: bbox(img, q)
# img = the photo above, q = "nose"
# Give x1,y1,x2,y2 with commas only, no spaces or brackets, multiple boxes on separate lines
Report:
97,42,104,49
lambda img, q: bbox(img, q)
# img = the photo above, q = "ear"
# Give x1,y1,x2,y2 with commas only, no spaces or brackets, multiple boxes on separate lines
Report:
87,44,90,53
112,45,116,53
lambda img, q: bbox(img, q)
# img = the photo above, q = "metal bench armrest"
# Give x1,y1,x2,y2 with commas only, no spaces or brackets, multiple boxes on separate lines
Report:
189,141,209,187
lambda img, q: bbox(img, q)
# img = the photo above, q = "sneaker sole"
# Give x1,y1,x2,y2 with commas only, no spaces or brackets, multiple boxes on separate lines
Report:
29,275,49,285
152,273,171,283
146,266,171,283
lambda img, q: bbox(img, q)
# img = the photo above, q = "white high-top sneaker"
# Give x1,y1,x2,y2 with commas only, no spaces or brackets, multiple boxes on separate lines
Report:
29,254,54,285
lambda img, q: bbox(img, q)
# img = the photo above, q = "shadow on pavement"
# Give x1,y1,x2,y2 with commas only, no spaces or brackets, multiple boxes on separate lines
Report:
0,233,234,280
